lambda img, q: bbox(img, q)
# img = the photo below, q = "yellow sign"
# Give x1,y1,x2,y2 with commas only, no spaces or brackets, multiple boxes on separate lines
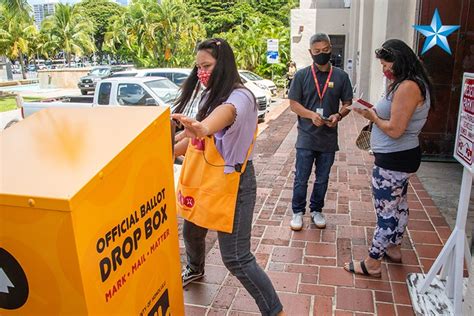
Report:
0,107,184,315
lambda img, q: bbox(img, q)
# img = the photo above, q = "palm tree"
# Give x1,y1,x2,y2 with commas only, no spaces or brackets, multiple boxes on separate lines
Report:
221,13,290,79
26,27,49,68
104,0,205,67
0,0,30,18
104,13,134,63
156,0,205,66
0,5,35,79
41,3,95,66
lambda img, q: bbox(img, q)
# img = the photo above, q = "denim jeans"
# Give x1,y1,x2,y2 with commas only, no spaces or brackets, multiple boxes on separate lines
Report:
183,161,283,316
292,148,335,214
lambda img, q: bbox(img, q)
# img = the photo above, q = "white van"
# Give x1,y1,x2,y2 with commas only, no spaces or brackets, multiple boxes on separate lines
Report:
239,70,277,96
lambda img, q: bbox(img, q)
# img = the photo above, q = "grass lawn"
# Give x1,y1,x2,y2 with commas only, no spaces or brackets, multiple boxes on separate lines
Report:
0,96,42,112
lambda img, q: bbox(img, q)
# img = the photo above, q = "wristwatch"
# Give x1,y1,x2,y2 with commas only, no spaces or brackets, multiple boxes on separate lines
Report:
336,112,343,121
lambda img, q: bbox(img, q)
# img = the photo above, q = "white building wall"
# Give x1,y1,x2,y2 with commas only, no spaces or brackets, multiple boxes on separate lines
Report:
291,8,350,69
368,0,389,102
353,0,374,100
368,0,418,102
291,0,418,101
315,9,350,35
386,0,418,46
299,0,316,9
291,9,316,69
316,0,347,9
316,9,350,70
347,0,360,83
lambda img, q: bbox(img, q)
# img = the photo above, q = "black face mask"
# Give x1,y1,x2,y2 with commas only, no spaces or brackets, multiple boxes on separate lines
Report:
312,52,331,65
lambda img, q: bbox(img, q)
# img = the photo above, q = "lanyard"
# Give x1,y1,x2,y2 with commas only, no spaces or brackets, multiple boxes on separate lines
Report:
311,64,333,105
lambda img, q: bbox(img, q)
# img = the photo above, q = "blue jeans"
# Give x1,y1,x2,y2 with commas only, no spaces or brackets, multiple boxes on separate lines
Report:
183,162,283,316
292,149,335,214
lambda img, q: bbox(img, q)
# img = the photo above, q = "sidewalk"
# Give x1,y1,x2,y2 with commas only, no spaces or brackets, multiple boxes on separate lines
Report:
180,101,454,315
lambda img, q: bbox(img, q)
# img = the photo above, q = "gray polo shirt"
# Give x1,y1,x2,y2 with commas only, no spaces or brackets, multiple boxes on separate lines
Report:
288,64,353,152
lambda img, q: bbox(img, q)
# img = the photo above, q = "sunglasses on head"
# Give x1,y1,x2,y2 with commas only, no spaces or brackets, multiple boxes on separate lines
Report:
375,47,395,61
209,39,221,46
196,39,221,53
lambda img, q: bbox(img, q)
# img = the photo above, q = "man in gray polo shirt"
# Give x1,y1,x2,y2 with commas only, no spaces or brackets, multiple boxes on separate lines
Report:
288,33,353,231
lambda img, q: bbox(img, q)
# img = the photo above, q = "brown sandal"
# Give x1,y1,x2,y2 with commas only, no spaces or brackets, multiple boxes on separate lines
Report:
346,260,381,278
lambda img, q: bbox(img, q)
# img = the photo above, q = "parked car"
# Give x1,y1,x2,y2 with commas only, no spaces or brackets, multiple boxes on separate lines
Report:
77,66,129,95
109,68,192,87
239,70,277,96
27,64,37,72
124,68,270,121
109,71,180,103
239,76,271,122
45,59,67,69
11,65,21,74
22,77,173,118
133,68,192,86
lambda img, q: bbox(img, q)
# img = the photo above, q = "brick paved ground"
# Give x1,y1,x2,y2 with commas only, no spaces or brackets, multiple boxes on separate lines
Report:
180,101,451,315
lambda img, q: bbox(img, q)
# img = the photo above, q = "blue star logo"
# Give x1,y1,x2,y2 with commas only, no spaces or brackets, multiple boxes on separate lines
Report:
413,8,460,55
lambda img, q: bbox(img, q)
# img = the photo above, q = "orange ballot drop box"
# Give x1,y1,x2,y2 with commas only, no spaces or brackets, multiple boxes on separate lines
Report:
0,107,184,315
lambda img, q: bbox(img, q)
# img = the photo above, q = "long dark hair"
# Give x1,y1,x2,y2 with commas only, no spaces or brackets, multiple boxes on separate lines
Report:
173,38,247,121
375,39,435,108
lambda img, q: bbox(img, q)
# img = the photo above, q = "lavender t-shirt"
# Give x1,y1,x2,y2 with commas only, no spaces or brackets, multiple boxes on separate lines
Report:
202,88,257,173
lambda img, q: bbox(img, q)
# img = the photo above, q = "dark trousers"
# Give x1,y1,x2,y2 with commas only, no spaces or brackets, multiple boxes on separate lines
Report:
183,162,283,316
292,148,335,214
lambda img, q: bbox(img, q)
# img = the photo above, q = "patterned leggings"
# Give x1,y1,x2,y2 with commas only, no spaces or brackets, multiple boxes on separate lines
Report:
369,166,412,260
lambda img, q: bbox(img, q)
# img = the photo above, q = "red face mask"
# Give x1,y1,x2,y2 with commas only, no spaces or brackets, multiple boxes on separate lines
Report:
383,69,395,81
197,68,211,87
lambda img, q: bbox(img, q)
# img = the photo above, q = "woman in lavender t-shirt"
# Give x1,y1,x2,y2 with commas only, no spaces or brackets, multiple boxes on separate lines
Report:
172,38,284,316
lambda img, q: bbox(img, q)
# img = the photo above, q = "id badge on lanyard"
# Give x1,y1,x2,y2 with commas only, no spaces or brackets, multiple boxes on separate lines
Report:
311,64,333,115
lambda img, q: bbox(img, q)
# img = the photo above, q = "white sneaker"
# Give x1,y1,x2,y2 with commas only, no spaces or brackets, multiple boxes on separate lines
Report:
311,212,326,229
290,213,304,231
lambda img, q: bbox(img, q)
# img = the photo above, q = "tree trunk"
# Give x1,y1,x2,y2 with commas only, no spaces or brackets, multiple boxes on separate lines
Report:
19,51,27,80
67,52,71,67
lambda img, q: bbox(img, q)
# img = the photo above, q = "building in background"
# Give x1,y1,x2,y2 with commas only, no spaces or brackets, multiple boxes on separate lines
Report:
29,0,59,29
290,0,474,159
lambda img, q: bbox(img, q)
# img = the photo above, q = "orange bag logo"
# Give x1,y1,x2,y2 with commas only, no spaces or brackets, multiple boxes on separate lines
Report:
177,190,195,209
191,138,205,151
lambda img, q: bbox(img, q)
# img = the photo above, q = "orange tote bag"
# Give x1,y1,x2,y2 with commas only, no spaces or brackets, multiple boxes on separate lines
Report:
176,130,256,233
